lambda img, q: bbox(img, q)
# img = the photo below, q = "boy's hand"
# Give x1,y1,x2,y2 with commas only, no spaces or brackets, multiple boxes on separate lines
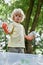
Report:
25,35,35,41
28,35,35,41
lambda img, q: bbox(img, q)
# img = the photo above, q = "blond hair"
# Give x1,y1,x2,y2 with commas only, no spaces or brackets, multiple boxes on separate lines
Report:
11,8,25,22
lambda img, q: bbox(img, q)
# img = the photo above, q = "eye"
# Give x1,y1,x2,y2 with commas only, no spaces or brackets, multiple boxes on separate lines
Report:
19,16,21,17
19,15,21,17
16,15,17,16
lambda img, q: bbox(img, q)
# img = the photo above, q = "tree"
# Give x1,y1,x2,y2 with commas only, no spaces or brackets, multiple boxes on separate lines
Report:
24,0,35,53
25,0,43,53
30,0,43,32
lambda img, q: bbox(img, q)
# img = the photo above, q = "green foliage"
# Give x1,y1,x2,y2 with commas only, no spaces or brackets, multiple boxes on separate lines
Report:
0,0,43,53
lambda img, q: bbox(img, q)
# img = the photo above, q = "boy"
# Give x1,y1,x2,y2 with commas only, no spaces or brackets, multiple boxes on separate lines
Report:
2,8,35,53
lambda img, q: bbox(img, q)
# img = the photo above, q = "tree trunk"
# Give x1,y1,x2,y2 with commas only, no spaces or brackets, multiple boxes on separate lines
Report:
30,0,43,32
27,0,43,54
25,0,35,34
25,0,35,53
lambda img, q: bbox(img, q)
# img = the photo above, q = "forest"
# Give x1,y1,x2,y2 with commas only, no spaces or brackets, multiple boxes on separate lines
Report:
0,0,43,54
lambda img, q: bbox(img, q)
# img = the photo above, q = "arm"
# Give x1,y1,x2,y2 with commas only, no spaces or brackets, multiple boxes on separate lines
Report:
25,35,35,41
2,23,10,34
22,25,35,41
2,22,13,34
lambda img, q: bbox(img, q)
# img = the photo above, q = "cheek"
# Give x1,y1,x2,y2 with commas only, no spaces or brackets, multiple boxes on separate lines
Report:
13,16,16,21
19,17,22,21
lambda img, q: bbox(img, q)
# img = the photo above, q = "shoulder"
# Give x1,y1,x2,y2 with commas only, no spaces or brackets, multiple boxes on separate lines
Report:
8,22,14,30
19,24,24,28
19,24,25,31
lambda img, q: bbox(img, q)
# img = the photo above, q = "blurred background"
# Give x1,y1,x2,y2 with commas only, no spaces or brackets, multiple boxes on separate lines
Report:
0,0,43,54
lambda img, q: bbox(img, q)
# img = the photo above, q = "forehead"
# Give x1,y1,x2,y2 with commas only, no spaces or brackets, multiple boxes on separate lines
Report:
14,12,22,16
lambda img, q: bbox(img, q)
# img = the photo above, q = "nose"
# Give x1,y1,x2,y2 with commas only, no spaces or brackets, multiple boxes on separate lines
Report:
17,16,19,20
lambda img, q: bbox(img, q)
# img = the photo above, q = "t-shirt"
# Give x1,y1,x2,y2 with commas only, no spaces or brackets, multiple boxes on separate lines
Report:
7,20,25,48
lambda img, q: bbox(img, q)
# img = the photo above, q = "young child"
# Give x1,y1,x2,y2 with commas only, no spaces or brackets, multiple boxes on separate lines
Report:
2,8,35,53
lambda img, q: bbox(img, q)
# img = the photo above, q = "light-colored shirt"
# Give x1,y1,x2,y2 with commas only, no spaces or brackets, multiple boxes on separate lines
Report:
7,20,25,48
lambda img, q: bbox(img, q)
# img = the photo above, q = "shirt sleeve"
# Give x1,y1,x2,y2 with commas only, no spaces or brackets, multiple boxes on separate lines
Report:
22,26,26,36
8,23,14,33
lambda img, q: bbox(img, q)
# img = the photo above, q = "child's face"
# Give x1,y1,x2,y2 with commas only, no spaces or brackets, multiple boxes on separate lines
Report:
13,13,22,23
